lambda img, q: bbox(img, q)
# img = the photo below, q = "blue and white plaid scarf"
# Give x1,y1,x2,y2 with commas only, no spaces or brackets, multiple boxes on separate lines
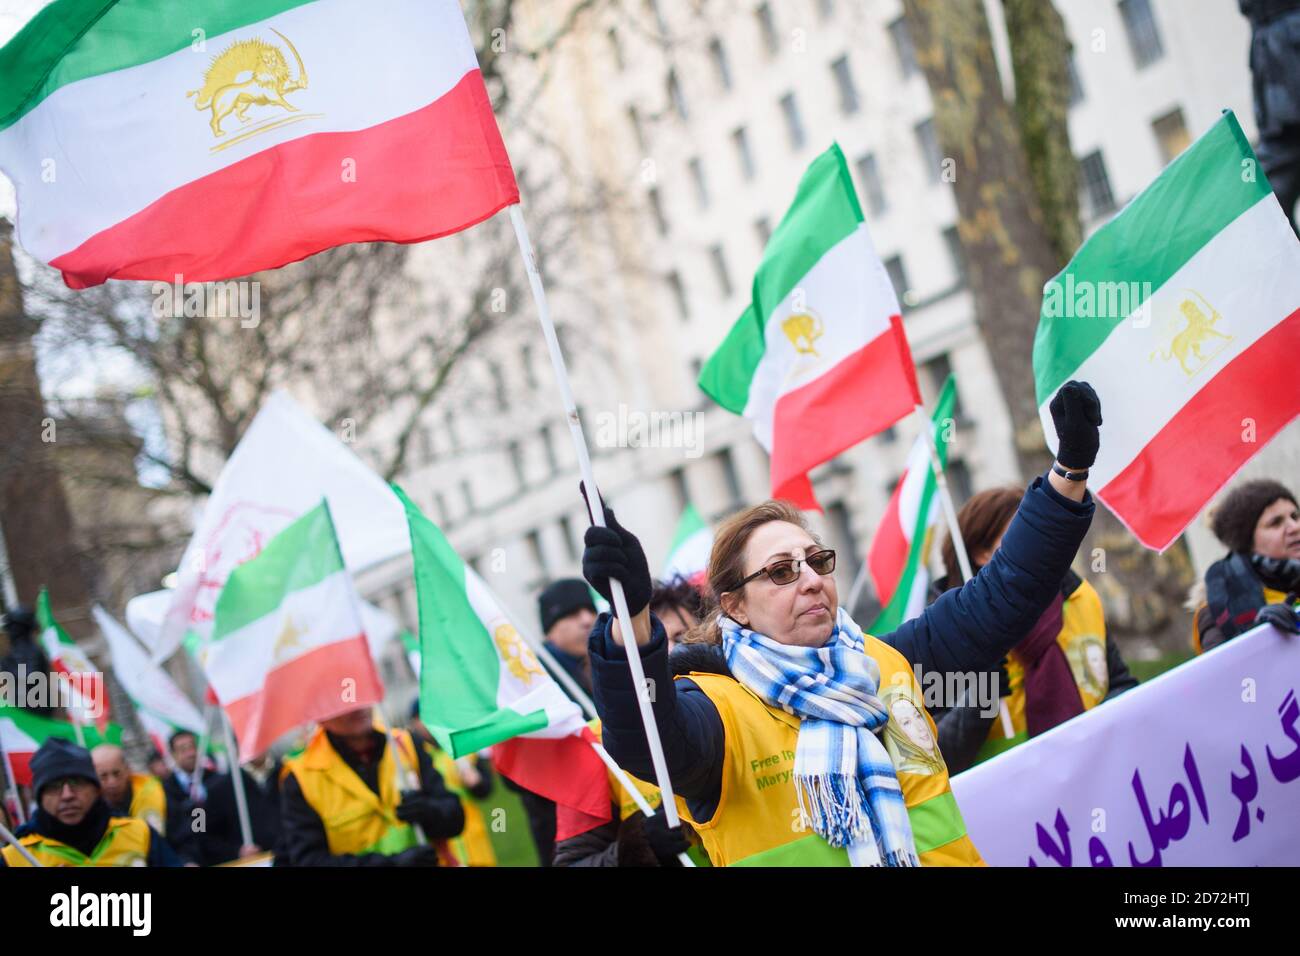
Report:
720,608,919,867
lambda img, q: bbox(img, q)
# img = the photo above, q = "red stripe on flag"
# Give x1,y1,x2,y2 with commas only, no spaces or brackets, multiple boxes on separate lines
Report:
1098,309,1300,551
492,726,612,842
7,752,33,786
222,635,383,761
771,315,919,510
867,468,910,606
52,70,519,288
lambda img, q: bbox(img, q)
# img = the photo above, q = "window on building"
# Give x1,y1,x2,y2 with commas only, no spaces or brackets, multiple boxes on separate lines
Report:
915,118,943,182
779,92,806,151
1119,0,1165,69
669,467,689,513
943,225,966,285
1067,54,1084,107
521,343,537,389
667,270,690,320
878,424,898,445
856,153,887,217
755,216,772,248
883,255,911,305
540,423,559,475
627,105,646,151
709,37,732,91
460,478,475,514
947,458,974,506
826,501,860,583
445,411,459,451
688,156,709,208
923,353,964,420
558,514,578,563
1152,107,1191,164
419,425,434,464
525,529,548,580
888,16,919,78
607,27,624,71
489,360,507,411
732,126,756,181
507,439,526,489
1078,150,1117,220
716,448,743,506
668,69,688,121
433,491,449,526
647,186,669,235
756,3,779,55
830,55,860,115
709,244,734,298
817,0,835,20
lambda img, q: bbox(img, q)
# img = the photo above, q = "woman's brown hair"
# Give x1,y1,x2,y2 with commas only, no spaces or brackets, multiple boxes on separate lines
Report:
940,486,1021,585
679,500,820,645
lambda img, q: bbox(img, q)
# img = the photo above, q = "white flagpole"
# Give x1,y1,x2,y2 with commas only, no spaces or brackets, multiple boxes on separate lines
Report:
218,711,255,854
0,819,41,866
913,405,1014,738
373,707,429,849
589,741,694,867
508,203,681,829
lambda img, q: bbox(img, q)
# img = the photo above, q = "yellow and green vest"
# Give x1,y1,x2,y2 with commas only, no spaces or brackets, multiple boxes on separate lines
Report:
678,636,982,867
3,816,152,867
429,747,497,867
976,578,1109,764
128,773,166,834
283,726,422,858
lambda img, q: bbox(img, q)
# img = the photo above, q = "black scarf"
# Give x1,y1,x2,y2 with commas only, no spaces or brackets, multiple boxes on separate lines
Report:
1205,551,1299,642
1250,553,1300,593
29,798,112,857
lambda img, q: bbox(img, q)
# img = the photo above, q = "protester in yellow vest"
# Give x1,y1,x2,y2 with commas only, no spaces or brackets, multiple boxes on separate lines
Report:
277,707,464,866
1192,480,1300,653
582,382,1102,867
408,701,497,867
2,738,180,867
92,744,167,834
924,487,1139,774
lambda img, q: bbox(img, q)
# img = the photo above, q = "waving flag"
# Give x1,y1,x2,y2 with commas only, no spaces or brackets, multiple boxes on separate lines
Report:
699,143,920,510
37,590,108,727
0,0,518,288
1033,111,1300,550
661,504,712,587
396,486,610,839
867,375,957,633
0,707,121,785
201,501,384,761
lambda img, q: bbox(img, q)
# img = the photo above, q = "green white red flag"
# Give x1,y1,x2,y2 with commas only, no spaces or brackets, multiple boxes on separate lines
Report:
0,706,122,785
661,504,712,587
699,143,921,510
36,589,108,728
1033,111,1300,550
0,0,518,288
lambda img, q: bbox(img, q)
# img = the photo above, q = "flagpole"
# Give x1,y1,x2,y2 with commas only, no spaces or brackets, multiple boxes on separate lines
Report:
589,741,695,867
0,727,26,825
912,404,1014,738
372,706,430,850
508,203,681,829
218,710,255,855
0,819,41,866
191,703,213,802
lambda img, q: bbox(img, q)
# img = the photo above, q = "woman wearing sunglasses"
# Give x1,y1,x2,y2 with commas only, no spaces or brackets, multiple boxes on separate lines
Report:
582,381,1102,867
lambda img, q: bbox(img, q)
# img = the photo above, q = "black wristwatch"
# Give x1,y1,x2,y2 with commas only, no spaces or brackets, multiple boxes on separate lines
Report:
1052,462,1089,482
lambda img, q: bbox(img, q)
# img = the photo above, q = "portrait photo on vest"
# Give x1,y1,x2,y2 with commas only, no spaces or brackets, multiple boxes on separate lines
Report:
1,0,1297,939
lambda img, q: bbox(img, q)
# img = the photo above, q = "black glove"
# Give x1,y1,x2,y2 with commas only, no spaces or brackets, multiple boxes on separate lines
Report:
1049,380,1103,470
641,810,690,865
389,844,442,868
582,504,652,617
395,789,439,826
1255,600,1300,635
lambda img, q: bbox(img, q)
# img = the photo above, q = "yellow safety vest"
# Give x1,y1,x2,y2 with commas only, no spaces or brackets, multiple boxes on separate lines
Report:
976,578,1109,763
3,816,152,867
128,773,166,834
283,727,421,857
1192,586,1290,654
429,747,497,867
678,636,983,867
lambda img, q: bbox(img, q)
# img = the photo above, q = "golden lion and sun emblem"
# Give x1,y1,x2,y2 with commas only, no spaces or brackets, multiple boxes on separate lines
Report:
782,311,824,357
493,624,545,685
187,28,318,151
1148,289,1232,377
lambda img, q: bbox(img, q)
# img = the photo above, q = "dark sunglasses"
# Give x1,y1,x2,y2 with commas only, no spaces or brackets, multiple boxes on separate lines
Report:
737,549,836,587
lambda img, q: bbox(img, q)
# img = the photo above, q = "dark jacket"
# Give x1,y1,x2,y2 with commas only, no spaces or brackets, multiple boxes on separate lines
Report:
202,762,283,865
161,770,210,865
929,571,1140,775
590,473,1094,824
276,730,464,867
0,799,181,867
1241,0,1300,151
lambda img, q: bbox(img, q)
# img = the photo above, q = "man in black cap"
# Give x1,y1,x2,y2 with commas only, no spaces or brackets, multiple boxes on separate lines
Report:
537,578,598,699
1,738,181,867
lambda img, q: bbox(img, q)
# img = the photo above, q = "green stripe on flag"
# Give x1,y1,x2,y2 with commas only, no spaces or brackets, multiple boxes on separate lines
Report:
395,485,549,759
209,501,343,640
36,588,71,648
1032,112,1271,403
668,503,706,551
699,142,863,413
868,375,956,635
0,0,319,132
0,706,122,748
